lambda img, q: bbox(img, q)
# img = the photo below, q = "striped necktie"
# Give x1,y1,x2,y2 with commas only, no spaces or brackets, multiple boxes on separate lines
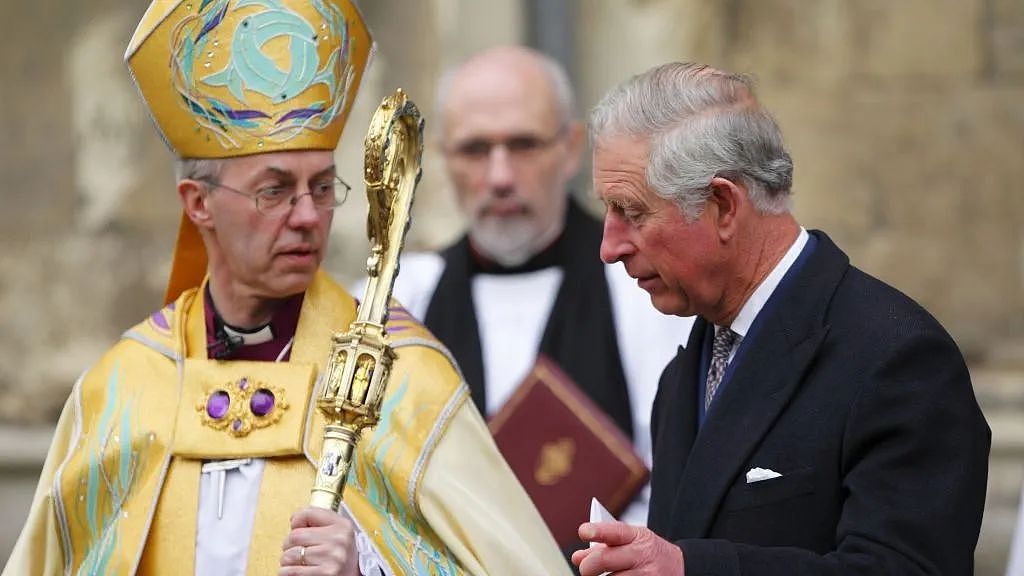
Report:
705,327,739,410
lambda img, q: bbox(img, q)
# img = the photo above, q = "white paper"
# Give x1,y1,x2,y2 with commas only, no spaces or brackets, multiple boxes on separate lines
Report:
745,467,782,483
590,497,617,527
587,498,618,576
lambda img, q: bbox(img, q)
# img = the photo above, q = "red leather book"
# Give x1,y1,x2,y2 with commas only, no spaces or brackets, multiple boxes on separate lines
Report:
488,355,649,548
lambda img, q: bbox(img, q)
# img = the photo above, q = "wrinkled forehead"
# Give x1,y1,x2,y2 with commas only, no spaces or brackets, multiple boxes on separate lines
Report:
593,132,651,162
442,65,563,142
218,149,336,181
592,134,651,188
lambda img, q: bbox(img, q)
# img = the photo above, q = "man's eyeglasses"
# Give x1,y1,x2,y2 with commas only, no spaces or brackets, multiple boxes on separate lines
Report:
447,126,566,164
199,176,351,217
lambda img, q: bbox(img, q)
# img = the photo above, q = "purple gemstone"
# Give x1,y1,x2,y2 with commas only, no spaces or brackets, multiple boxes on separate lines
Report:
232,419,242,431
250,389,275,417
238,377,249,390
206,390,230,419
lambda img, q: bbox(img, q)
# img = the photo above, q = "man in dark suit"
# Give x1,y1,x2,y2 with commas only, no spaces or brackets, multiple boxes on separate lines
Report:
573,61,991,575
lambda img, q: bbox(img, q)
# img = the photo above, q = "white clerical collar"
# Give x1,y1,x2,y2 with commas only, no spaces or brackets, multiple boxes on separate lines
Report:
222,323,275,346
729,227,809,338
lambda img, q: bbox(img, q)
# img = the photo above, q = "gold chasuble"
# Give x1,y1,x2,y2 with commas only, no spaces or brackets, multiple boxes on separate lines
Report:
4,272,569,575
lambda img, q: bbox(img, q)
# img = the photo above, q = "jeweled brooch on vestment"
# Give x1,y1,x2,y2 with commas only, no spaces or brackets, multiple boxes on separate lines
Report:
197,377,288,437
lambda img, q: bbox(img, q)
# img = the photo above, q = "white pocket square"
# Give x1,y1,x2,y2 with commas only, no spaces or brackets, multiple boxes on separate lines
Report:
745,467,782,483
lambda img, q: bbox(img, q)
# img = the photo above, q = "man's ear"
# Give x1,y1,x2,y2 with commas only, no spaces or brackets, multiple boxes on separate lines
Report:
707,176,745,242
178,179,212,229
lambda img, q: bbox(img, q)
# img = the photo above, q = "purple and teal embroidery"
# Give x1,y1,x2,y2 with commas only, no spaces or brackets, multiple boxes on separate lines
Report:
170,0,355,148
387,304,412,320
348,376,461,574
74,364,144,575
385,305,415,335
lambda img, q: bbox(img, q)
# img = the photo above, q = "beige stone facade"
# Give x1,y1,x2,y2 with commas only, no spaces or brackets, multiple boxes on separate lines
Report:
1,0,1021,571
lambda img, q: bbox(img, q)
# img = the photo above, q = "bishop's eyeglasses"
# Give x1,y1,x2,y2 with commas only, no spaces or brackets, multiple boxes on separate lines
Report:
199,176,351,217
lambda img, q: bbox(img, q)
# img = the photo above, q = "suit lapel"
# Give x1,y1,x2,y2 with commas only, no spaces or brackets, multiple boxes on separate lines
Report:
668,319,826,538
666,231,849,540
648,320,706,535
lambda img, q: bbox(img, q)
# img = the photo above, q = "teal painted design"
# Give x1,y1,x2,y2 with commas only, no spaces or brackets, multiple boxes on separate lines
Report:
199,0,220,14
169,0,355,148
348,376,461,575
203,0,338,103
73,364,143,575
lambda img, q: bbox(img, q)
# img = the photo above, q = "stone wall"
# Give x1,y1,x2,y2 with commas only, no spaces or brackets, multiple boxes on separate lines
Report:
576,0,1024,359
1,0,1021,572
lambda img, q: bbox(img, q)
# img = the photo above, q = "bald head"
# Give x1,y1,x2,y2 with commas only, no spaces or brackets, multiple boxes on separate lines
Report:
435,46,585,267
436,46,575,141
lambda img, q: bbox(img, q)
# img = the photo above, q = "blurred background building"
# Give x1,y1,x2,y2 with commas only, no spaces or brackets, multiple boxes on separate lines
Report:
1,0,1022,572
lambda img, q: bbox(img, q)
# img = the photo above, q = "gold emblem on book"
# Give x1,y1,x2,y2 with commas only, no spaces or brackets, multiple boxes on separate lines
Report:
535,437,576,486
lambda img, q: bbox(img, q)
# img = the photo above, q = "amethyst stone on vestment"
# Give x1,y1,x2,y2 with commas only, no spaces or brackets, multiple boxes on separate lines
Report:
206,390,230,419
250,389,275,417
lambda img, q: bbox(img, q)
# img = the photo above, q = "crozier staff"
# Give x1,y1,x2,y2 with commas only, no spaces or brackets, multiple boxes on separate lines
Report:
3,1,569,575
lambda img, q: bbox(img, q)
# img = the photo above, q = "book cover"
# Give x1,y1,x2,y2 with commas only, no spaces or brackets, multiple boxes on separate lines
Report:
488,355,649,547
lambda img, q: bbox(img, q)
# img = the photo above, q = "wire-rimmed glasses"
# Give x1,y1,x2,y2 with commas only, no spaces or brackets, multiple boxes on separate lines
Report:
200,175,351,217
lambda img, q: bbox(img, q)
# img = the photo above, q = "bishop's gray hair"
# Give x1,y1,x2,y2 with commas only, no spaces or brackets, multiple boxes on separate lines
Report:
590,62,793,220
175,158,226,182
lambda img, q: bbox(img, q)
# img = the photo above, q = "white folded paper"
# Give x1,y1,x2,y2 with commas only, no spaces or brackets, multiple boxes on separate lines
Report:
588,498,617,576
589,497,617,535
745,467,782,483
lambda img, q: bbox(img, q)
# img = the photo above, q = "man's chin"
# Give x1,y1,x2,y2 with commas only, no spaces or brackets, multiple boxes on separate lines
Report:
268,268,317,296
649,293,689,317
469,229,538,267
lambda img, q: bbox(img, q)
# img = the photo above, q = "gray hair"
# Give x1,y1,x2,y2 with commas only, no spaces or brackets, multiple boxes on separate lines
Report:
435,47,577,135
590,62,793,219
174,157,226,182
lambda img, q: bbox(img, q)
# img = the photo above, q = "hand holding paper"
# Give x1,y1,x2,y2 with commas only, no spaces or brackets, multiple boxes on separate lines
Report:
589,498,617,536
574,499,684,576
586,498,616,575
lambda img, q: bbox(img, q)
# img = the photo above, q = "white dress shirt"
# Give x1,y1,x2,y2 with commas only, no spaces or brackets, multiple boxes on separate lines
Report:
724,228,810,360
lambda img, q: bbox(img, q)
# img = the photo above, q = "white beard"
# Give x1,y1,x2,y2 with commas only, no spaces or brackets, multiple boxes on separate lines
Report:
469,216,550,267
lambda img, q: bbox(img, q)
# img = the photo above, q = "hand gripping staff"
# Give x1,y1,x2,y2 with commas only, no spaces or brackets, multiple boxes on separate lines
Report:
310,89,424,511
